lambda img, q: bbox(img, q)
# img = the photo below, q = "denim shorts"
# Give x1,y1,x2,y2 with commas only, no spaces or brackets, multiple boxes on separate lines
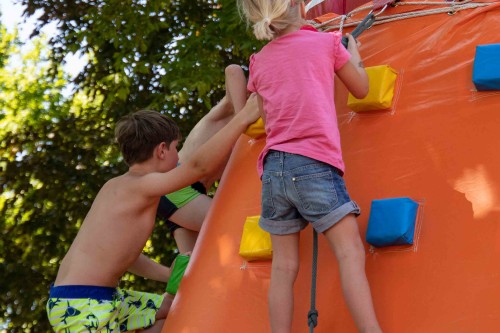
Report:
259,150,360,235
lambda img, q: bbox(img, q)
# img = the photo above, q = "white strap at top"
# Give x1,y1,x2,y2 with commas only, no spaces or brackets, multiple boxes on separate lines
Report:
305,0,328,13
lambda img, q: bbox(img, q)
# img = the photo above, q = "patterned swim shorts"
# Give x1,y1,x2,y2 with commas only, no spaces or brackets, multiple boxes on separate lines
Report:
46,284,164,332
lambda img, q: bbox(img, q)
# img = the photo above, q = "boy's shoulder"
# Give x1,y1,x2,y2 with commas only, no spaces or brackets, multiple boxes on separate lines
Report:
100,172,145,194
94,172,151,209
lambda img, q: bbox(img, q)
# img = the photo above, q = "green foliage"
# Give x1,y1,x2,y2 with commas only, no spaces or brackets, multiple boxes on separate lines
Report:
20,0,263,132
1,0,263,331
0,30,116,332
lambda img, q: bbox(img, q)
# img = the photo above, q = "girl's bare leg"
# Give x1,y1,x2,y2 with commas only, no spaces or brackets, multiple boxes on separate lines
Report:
268,233,300,333
323,215,382,333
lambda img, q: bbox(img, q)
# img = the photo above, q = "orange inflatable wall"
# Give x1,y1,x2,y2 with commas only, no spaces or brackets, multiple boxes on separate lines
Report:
163,1,500,332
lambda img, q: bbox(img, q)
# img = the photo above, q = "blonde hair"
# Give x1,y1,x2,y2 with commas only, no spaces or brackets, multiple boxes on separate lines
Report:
238,0,303,40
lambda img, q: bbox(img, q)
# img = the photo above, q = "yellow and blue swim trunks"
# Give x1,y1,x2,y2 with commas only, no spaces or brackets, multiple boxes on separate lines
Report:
46,284,164,332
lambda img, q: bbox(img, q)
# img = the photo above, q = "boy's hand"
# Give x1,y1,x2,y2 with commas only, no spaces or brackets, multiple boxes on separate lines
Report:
240,93,262,126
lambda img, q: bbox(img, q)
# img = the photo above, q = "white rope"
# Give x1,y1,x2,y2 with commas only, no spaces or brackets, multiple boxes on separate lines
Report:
331,2,491,30
370,3,489,24
339,15,347,33
313,4,375,30
311,0,493,32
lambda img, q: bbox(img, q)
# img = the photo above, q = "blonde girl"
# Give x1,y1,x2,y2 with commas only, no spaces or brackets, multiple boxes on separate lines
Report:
238,0,382,332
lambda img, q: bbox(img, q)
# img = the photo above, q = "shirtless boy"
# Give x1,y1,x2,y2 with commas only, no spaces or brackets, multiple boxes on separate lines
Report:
46,93,260,332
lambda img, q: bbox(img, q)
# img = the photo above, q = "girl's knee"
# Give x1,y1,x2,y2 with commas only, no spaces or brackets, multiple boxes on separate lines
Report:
272,258,300,279
337,240,366,266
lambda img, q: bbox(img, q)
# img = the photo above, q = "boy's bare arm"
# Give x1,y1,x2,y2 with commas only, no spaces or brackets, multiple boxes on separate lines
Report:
142,93,261,197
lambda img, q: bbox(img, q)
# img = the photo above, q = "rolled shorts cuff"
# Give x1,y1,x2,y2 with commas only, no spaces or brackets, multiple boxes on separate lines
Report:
259,217,307,235
312,200,361,233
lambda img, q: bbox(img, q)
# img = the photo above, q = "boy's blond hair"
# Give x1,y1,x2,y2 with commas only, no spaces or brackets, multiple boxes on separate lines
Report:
238,0,303,40
115,110,181,166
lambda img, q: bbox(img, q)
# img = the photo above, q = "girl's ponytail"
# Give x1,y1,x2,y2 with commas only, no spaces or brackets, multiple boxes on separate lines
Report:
253,17,274,41
238,0,302,41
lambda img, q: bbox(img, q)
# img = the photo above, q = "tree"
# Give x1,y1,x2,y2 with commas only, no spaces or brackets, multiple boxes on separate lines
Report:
1,0,262,331
21,0,262,132
0,28,107,331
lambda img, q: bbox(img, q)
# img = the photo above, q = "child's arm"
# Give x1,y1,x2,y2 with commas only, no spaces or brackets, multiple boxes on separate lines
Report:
128,254,171,283
225,64,248,114
336,34,369,99
142,93,261,197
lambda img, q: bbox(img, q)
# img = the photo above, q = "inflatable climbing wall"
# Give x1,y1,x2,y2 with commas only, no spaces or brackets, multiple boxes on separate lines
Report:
163,1,500,332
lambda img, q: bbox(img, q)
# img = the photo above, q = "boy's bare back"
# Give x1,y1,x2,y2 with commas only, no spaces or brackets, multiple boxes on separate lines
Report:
54,172,164,287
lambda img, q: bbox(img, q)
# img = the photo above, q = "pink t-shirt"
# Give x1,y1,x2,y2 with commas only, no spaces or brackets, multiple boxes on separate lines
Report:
247,29,351,177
